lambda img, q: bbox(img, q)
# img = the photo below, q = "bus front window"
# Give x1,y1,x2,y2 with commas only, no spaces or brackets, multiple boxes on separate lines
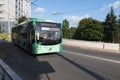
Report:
36,22,61,45
40,31,60,40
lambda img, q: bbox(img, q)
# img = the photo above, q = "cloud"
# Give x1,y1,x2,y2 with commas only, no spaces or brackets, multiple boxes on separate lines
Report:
34,7,45,13
63,14,90,26
101,1,120,11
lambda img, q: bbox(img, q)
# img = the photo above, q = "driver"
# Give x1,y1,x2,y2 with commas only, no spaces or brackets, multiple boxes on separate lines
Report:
44,33,49,39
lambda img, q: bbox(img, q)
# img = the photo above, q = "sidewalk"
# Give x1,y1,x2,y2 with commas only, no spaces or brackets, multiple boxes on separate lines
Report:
63,39,120,53
64,44,120,54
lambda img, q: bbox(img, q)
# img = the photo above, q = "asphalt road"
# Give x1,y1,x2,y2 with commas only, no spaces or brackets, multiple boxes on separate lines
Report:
0,41,120,80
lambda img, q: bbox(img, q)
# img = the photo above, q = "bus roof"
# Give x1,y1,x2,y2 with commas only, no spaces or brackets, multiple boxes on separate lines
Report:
14,18,59,27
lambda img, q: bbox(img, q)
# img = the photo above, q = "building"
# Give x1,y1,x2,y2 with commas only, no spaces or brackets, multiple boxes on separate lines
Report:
0,0,31,33
15,0,31,20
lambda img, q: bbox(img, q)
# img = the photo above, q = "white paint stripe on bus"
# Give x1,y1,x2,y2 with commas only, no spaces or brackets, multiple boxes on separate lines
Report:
63,50,120,64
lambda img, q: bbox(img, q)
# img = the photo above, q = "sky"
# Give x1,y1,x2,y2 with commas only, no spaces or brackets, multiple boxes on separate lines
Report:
31,0,120,27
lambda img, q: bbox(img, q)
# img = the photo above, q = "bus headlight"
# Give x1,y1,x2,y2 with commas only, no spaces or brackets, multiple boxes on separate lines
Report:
34,46,39,50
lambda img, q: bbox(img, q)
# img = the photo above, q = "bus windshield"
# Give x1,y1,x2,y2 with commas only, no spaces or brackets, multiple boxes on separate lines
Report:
36,22,61,45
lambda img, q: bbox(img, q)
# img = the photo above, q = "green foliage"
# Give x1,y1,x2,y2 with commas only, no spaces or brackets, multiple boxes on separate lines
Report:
104,7,118,43
69,27,76,39
74,18,104,41
115,15,120,43
61,7,120,43
62,19,70,38
18,16,27,23
0,33,11,40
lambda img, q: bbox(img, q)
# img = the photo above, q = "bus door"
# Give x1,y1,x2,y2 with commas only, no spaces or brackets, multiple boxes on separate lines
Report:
27,23,33,51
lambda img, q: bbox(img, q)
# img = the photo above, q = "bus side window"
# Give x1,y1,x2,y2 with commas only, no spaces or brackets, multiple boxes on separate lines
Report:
28,22,35,42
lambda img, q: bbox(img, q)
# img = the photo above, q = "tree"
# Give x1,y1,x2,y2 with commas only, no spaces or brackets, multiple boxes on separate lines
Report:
69,27,76,39
18,16,27,23
115,15,120,43
104,7,118,43
62,19,70,38
74,18,104,41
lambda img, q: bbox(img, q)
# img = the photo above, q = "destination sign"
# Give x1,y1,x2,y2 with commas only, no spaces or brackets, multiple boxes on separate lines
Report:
41,27,60,31
41,23,57,27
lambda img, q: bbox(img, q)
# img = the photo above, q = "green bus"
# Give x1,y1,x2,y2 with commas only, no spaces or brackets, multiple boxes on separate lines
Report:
12,18,62,55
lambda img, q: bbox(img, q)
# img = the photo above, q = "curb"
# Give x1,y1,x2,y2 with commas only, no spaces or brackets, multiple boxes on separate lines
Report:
0,59,22,80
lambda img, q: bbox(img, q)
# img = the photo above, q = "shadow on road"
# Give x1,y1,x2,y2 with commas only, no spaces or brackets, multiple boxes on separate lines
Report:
57,53,106,80
0,40,55,80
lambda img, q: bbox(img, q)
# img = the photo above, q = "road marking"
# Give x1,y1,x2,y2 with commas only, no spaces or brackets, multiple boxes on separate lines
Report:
63,50,120,64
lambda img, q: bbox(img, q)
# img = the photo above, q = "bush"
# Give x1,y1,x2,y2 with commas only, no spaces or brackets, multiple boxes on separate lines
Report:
0,33,11,41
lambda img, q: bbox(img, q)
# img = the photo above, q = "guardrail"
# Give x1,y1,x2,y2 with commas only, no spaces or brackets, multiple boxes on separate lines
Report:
63,39,120,51
0,59,22,80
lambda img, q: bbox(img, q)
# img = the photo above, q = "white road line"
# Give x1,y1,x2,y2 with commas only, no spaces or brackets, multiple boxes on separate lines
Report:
63,50,120,64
